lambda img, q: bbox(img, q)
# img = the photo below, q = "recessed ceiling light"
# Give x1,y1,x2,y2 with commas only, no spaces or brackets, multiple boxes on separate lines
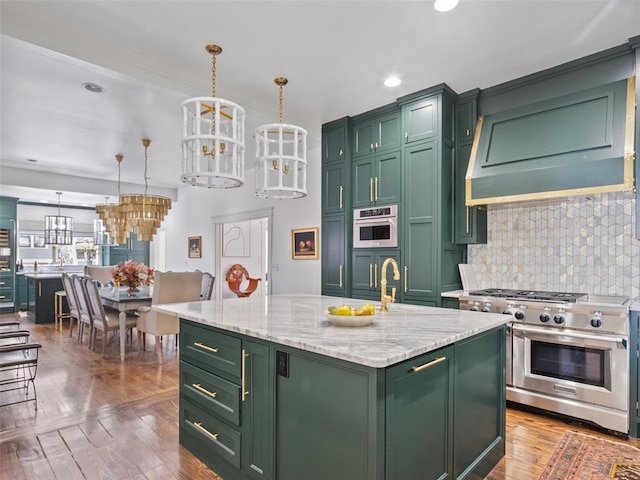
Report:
384,77,402,87
434,0,458,12
27,158,38,163
83,82,104,93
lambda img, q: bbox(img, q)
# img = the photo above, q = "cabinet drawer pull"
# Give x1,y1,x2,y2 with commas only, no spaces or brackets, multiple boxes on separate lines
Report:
339,148,344,157
375,142,379,150
370,143,374,152
466,129,471,136
39,283,41,297
404,266,408,293
339,185,344,209
369,177,374,202
192,383,217,398
404,131,408,142
339,264,343,288
374,263,379,289
0,282,5,286
374,177,379,201
194,342,219,353
411,356,447,373
369,264,373,288
241,349,249,401
193,421,218,440
466,207,470,234
0,296,4,300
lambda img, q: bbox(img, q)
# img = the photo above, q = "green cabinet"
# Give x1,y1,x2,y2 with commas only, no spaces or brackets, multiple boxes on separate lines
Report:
454,90,487,244
105,233,149,265
399,87,465,306
179,321,273,479
15,274,28,312
351,249,401,301
386,346,454,480
402,95,439,144
26,276,62,323
352,109,401,158
0,197,17,314
630,308,640,438
321,118,350,297
352,151,401,208
321,214,347,296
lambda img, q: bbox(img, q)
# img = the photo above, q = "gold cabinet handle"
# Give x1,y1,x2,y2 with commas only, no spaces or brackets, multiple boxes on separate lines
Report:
39,283,41,297
375,142,379,150
370,143,374,152
339,185,344,210
369,264,373,288
193,422,218,441
375,177,379,202
466,207,470,234
404,131,408,142
466,129,471,137
192,383,217,398
369,177,374,202
339,264,343,288
339,148,344,157
0,282,5,286
404,266,408,293
241,349,249,402
0,296,5,300
374,263,379,289
194,342,219,353
412,356,447,373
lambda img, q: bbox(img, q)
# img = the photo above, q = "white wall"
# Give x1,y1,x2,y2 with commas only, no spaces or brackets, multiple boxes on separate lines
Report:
158,145,322,295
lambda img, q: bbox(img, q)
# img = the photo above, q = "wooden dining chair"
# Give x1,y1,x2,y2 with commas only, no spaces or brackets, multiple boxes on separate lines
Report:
72,275,93,347
136,271,203,364
84,277,137,356
61,273,80,338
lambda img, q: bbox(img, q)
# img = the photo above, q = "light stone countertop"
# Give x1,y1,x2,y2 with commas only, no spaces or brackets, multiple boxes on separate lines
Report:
154,294,510,368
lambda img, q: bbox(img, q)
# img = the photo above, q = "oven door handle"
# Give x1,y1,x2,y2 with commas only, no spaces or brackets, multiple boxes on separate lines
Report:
512,324,628,348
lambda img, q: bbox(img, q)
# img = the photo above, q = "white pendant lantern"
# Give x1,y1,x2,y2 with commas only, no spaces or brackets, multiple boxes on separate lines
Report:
182,44,245,188
44,192,73,245
255,77,307,199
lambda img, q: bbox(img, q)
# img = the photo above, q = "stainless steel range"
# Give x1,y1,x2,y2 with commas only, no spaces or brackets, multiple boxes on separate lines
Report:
459,288,632,434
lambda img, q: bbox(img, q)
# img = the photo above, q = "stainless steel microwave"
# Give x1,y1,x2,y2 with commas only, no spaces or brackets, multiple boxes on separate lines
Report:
353,205,398,248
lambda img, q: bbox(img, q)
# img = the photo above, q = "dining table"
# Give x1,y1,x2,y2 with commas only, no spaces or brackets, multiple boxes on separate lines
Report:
99,287,152,358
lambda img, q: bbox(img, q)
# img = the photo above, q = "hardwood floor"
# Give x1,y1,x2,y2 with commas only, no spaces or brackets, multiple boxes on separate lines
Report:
1,313,638,480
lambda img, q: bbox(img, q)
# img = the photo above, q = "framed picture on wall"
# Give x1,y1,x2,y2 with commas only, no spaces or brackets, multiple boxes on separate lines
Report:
32,235,46,248
18,235,32,248
291,227,319,260
188,236,202,258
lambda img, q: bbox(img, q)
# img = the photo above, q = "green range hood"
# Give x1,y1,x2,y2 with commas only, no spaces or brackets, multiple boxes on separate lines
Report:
466,77,635,206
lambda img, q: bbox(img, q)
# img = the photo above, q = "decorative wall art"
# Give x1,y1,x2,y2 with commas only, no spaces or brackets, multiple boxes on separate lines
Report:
291,227,319,260
223,222,250,257
188,236,202,258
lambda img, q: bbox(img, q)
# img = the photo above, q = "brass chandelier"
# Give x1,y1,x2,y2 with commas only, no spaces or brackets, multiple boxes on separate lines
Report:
181,44,246,188
255,77,308,199
120,138,171,242
95,154,130,245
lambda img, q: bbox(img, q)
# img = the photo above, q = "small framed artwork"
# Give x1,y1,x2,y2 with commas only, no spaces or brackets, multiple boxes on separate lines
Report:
188,236,202,258
18,235,32,248
32,235,46,248
291,227,319,260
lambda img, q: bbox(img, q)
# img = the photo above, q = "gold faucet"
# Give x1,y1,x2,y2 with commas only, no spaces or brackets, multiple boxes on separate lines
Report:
380,257,400,312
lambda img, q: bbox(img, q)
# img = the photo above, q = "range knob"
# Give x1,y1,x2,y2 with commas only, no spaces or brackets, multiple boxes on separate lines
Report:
481,304,491,313
590,318,603,328
553,314,565,324
540,313,550,323
513,310,526,321
470,306,480,312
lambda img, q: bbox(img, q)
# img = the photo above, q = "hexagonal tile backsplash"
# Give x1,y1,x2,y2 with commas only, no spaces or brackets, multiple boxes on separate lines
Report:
467,192,639,298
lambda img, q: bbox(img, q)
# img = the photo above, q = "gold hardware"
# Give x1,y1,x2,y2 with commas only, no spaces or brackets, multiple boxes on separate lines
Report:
370,178,374,202
375,177,379,202
374,263,379,289
193,383,217,398
339,264,343,288
0,296,4,300
370,143,374,152
375,142,379,149
202,142,226,157
194,421,218,441
466,207,470,234
241,349,249,401
380,258,400,311
404,265,408,293
194,342,219,353
411,356,447,373
271,159,290,173
339,186,344,209
466,129,471,137
0,282,4,286
369,264,373,288
39,283,41,297
339,148,344,156
404,131,408,142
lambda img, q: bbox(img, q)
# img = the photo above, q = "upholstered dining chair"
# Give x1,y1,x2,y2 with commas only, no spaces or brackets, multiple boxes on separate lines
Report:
201,272,215,300
84,265,114,286
72,275,93,347
61,273,80,338
84,277,137,356
136,271,203,364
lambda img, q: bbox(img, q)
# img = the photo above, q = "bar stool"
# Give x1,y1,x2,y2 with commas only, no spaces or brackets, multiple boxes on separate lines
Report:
54,290,70,329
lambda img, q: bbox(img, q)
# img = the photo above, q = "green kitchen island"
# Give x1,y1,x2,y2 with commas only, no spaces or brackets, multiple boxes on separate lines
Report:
155,294,510,480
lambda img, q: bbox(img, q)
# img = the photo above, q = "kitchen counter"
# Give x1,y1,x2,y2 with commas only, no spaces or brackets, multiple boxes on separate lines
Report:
154,294,509,368
166,294,507,480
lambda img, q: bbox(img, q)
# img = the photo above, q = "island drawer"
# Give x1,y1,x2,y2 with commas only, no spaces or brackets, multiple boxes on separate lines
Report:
180,397,241,469
180,361,241,426
181,321,242,378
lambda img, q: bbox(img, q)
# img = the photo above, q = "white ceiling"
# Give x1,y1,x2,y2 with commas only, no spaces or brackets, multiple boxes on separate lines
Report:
1,0,639,206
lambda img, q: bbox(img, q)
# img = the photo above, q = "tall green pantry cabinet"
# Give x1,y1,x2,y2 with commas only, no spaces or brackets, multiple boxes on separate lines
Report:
0,197,17,314
321,117,350,297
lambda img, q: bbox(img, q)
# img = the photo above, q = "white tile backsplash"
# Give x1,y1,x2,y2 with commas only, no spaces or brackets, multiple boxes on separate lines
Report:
467,192,640,299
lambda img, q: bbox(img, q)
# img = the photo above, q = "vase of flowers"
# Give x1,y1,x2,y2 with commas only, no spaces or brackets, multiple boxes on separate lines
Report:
112,260,154,295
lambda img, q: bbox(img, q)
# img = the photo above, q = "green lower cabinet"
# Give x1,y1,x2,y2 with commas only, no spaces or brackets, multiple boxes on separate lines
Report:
15,274,28,311
26,276,62,323
321,214,348,297
441,298,459,309
351,249,401,301
386,346,454,480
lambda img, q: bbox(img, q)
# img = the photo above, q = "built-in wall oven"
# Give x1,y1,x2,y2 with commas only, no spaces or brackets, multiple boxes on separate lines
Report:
353,205,398,249
460,289,631,434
